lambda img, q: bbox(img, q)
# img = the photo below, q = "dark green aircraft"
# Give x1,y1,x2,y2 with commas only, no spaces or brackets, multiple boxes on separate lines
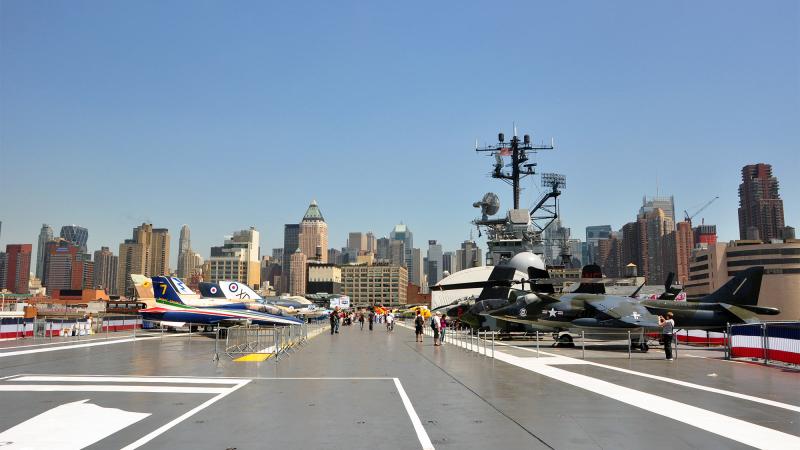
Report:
435,265,779,350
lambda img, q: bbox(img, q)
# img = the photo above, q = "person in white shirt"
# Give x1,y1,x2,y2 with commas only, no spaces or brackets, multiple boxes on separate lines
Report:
658,312,675,360
386,312,395,332
432,312,442,346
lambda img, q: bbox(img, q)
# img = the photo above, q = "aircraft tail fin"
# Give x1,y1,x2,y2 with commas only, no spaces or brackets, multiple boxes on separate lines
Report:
131,274,154,300
477,266,517,301
572,264,605,294
700,266,763,306
151,276,196,305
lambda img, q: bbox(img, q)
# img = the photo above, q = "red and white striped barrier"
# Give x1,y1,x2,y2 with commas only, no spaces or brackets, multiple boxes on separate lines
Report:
730,323,800,365
0,318,33,339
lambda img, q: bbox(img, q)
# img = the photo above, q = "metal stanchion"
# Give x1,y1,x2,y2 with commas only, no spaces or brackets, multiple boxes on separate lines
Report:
725,323,731,360
762,323,768,365
491,331,495,358
536,331,540,358
16,318,21,339
582,331,585,360
133,317,137,339
673,331,678,360
627,331,632,359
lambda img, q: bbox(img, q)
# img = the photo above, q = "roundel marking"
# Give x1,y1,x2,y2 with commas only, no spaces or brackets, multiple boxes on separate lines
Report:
210,286,218,294
229,283,239,292
519,308,527,318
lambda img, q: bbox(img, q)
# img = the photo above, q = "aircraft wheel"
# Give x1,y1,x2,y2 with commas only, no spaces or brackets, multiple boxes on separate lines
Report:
640,343,649,352
557,334,574,348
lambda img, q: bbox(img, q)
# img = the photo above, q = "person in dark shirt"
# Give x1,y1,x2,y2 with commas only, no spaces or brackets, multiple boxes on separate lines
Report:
414,311,424,343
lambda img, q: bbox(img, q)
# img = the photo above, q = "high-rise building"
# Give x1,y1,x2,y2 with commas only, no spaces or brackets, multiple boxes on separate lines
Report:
60,225,89,253
389,240,405,267
390,223,413,268
4,244,32,294
644,208,674,284
36,224,53,280
207,227,260,288
327,248,343,265
116,223,171,297
693,224,717,246
366,232,377,254
738,163,785,241
347,232,367,254
341,264,408,306
282,224,300,293
585,225,612,264
44,240,93,291
457,240,483,270
671,221,694,286
93,246,118,295
426,240,443,286
376,237,391,262
640,196,676,224
177,225,195,279
0,252,6,291
289,249,307,295
272,248,284,267
442,251,457,275
597,234,623,278
408,247,424,287
299,200,328,263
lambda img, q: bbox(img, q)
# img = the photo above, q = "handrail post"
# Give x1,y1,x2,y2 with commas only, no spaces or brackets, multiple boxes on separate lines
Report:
581,331,585,360
628,331,632,359
536,331,539,358
492,331,495,359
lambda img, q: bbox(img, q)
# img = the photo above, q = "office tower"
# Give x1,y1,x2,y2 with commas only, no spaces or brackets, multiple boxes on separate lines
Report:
44,239,93,291
458,239,483,270
644,208,674,285
177,224,195,279
60,225,89,253
347,232,367,254
4,244,32,294
597,234,623,278
693,224,717,246
272,248,284,267
585,225,612,264
327,248,343,265
376,237,391,262
442,251,456,275
738,163,785,241
36,224,53,280
282,224,300,293
299,200,328,263
408,247,424,287
0,252,6,290
390,223,413,268
208,227,260,288
93,246,118,295
389,240,405,267
366,232,377,254
289,249,307,295
342,264,408,306
426,240,443,286
640,196,676,224
116,223,170,297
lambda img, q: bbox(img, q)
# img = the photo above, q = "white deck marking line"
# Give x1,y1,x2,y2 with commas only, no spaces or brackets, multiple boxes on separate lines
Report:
0,384,230,394
0,333,185,358
394,378,435,450
11,375,249,384
492,350,800,449
495,341,800,413
120,380,250,450
0,333,140,349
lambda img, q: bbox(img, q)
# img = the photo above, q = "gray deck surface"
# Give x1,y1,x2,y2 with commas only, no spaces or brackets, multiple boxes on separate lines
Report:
0,323,798,449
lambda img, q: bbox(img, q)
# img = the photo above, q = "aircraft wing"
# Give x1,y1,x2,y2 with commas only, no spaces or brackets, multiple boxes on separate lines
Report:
575,298,660,329
718,303,764,324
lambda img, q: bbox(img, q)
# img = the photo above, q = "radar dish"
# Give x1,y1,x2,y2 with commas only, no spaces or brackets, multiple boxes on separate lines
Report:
481,192,500,216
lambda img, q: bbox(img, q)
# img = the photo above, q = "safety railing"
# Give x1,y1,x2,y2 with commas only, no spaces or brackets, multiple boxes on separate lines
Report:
728,321,800,366
214,321,321,362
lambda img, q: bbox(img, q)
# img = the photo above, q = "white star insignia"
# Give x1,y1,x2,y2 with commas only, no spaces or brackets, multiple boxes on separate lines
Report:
632,312,641,320
548,308,557,318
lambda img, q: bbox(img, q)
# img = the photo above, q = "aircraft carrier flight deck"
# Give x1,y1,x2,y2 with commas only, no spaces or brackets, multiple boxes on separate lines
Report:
1,322,798,450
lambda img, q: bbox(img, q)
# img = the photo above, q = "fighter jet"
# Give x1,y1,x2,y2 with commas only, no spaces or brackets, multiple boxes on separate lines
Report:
487,266,777,350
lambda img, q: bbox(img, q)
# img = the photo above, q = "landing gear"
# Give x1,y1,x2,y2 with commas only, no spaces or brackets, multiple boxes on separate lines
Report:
631,341,649,352
553,333,575,348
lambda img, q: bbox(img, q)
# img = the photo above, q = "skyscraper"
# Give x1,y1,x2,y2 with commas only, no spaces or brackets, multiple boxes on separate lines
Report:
738,163,785,241
457,239,483,270
289,249,307,295
644,208,674,285
282,224,300,293
36,224,53,280
426,240,443,286
44,239,92,291
116,223,170,297
93,246,118,295
207,227,261,288
585,225,612,264
376,237,391,262
299,200,328,262
4,244,32,294
177,224,194,279
60,225,89,253
640,196,676,224
409,247,424,287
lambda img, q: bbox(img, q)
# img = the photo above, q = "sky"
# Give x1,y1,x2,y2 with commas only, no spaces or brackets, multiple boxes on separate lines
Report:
1,0,798,269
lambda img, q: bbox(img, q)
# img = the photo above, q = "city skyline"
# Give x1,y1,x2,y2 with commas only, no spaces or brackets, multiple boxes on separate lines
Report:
1,1,798,264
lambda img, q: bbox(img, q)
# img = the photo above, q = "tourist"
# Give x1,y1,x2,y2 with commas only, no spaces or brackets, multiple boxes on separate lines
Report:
432,312,442,346
358,312,365,330
386,311,395,332
439,314,447,343
414,311,424,343
368,310,374,331
658,312,675,360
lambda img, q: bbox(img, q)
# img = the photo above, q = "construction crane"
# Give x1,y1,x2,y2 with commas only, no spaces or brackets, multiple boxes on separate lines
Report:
683,196,719,225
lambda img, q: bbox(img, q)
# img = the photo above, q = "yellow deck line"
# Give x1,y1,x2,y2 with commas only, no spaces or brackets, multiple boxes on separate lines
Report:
234,325,328,362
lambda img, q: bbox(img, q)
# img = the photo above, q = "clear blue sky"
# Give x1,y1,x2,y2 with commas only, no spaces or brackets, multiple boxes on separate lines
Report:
1,0,798,268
